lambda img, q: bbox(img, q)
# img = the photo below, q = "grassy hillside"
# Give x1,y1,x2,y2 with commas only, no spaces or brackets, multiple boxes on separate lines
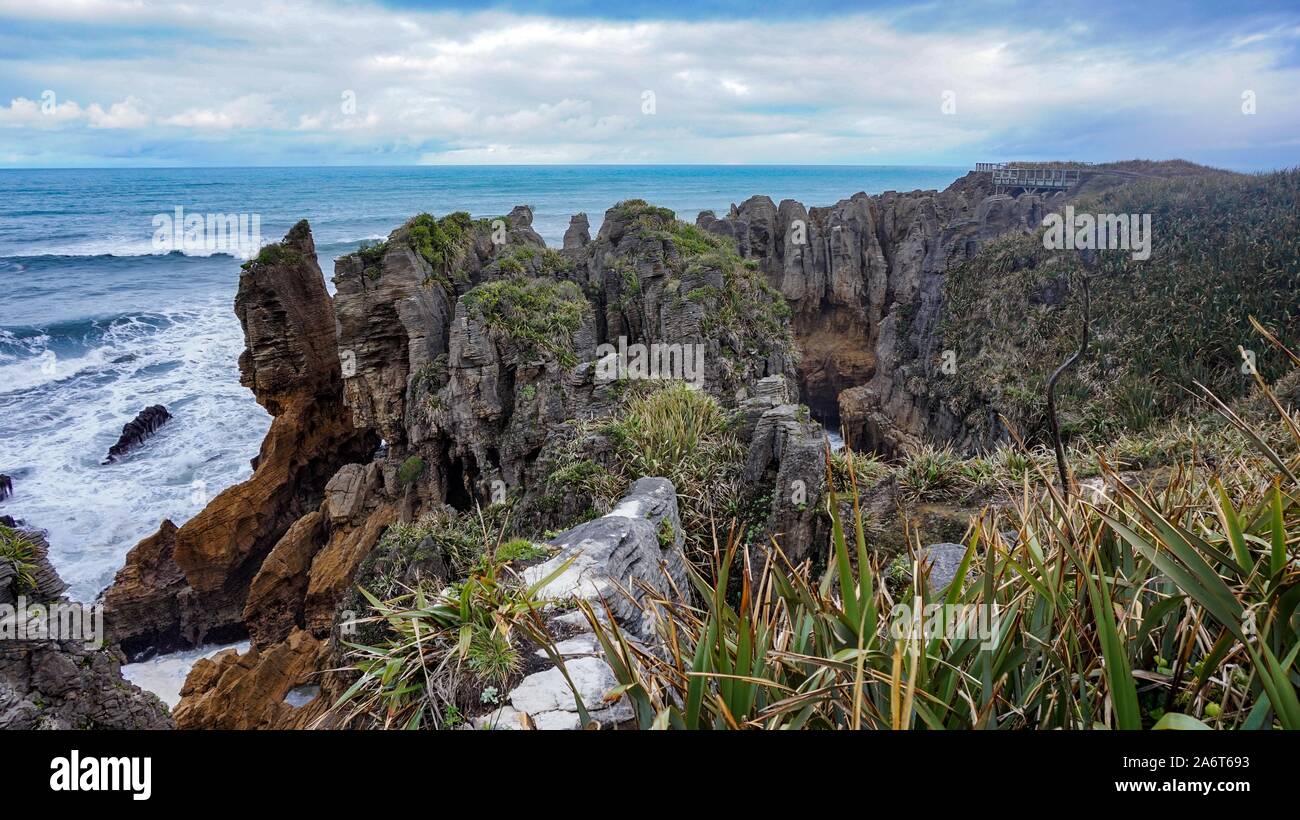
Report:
943,167,1300,445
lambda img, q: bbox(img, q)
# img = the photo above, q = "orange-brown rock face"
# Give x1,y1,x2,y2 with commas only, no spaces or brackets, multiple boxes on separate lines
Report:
104,222,376,660
173,629,328,730
101,520,186,657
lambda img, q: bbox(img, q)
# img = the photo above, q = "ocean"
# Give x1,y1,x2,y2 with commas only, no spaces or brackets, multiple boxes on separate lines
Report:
0,165,963,602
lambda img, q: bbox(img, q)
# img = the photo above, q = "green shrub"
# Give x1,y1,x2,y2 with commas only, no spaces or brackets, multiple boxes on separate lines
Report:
0,525,38,593
397,456,425,486
460,277,589,366
407,211,473,279
586,357,1300,729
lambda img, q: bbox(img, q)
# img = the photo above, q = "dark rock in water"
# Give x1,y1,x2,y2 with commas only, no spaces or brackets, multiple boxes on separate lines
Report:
0,474,11,502
103,405,171,464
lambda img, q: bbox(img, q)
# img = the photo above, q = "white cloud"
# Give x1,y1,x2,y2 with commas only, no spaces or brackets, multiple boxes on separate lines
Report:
0,0,1297,164
0,95,147,129
163,94,284,130
87,96,149,128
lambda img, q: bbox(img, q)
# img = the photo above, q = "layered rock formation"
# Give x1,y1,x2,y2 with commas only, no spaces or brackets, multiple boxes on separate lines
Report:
700,174,1058,455
99,174,1064,729
0,526,171,729
104,221,376,662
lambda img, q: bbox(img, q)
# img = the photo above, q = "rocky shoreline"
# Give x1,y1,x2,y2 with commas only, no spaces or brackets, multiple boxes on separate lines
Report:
6,171,1076,729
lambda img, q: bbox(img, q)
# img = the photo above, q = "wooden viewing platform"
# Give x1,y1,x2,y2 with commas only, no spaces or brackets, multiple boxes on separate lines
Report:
975,162,1088,194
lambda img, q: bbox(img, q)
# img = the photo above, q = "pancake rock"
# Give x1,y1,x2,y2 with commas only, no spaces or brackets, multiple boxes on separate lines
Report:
104,221,376,660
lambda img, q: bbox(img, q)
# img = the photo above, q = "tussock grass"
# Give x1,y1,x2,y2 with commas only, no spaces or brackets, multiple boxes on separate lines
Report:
546,383,749,557
0,524,38,593
584,340,1300,730
460,277,588,366
327,512,574,730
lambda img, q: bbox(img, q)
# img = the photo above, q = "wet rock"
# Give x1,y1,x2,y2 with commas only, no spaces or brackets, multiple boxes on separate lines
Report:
0,474,11,502
102,405,171,464
101,520,188,659
172,628,326,729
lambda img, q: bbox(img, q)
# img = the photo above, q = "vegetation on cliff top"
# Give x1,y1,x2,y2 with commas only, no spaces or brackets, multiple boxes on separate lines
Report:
239,240,302,271
408,211,474,283
942,168,1300,445
613,199,797,368
460,276,589,366
586,344,1300,729
340,211,477,285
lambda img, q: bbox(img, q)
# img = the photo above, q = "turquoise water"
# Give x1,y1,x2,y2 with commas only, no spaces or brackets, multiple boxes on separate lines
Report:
0,165,963,599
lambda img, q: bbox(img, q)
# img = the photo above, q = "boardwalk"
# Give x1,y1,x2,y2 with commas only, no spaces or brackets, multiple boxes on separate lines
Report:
975,162,1085,193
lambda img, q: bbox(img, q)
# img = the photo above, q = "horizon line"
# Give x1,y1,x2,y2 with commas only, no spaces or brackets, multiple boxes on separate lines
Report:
0,162,979,172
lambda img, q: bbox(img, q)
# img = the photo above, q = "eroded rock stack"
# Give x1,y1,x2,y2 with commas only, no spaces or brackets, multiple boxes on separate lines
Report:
104,221,376,664
98,175,1054,729
701,174,1057,455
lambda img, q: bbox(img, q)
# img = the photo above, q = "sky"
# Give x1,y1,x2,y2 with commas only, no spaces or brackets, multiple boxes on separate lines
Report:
1,0,1298,168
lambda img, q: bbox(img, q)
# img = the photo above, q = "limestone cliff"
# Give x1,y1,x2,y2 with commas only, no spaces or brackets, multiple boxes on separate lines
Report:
104,222,376,660
102,176,1061,729
701,173,1055,455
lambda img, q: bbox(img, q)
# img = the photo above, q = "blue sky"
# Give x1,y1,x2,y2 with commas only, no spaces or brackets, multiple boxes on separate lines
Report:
1,0,1298,168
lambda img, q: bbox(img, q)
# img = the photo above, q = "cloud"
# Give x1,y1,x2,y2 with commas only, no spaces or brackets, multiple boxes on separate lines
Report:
0,0,1297,166
87,96,149,128
163,95,284,130
0,94,148,129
